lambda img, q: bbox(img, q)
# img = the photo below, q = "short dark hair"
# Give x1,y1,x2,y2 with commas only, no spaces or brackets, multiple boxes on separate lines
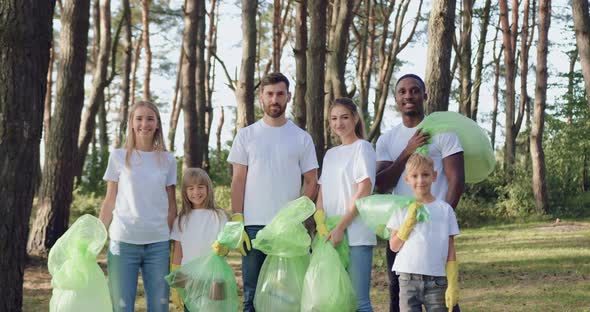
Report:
395,74,426,93
260,72,290,91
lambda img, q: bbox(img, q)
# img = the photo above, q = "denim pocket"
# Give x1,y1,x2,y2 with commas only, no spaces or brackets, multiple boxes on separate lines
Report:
434,276,448,288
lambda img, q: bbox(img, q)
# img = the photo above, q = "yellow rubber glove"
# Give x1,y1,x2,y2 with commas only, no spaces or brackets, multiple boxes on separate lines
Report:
313,209,329,237
396,202,421,241
231,213,251,256
445,260,459,311
170,264,184,310
211,240,229,256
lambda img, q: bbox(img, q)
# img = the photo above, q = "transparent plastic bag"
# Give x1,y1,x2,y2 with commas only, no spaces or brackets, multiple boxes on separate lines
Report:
355,195,429,239
254,255,310,312
416,111,496,183
48,214,111,312
300,238,356,312
326,216,350,269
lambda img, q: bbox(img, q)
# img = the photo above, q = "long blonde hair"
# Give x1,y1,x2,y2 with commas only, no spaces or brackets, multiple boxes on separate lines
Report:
124,101,167,167
178,168,226,231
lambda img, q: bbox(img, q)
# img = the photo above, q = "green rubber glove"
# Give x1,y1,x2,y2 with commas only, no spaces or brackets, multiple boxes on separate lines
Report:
445,260,459,311
211,240,229,256
313,209,329,237
231,213,251,256
396,202,421,241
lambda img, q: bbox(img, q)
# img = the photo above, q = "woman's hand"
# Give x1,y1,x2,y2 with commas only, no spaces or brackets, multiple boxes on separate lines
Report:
326,226,345,247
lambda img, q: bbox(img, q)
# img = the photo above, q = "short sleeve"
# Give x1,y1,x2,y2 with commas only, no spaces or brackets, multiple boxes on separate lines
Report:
376,133,393,162
386,208,404,231
448,208,460,236
300,133,319,174
227,129,248,166
435,132,463,159
103,151,121,182
170,217,181,241
166,153,177,186
353,141,377,185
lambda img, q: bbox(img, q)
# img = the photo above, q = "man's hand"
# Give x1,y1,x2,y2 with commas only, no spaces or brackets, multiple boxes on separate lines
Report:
404,129,430,155
231,213,251,256
313,209,329,237
445,260,459,311
396,202,421,241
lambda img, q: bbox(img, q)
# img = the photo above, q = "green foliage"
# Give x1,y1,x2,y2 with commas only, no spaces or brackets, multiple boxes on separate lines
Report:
215,186,232,212
208,148,232,187
77,143,109,197
70,187,103,222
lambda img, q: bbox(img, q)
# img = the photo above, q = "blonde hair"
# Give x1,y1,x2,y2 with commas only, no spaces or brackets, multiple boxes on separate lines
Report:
178,168,226,232
124,101,167,167
405,153,435,173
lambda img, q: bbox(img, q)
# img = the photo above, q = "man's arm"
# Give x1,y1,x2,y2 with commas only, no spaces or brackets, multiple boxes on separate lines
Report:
230,163,248,214
443,152,465,209
302,169,319,200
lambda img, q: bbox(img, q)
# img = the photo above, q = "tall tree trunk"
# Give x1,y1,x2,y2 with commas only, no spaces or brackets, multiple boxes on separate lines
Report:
531,0,550,214
130,34,142,106
425,0,456,113
182,0,200,168
459,0,473,117
203,0,219,170
0,0,54,309
27,0,91,256
168,49,183,152
293,0,307,129
216,106,225,153
491,22,503,151
77,0,111,179
356,0,375,131
44,41,55,146
141,0,152,101
116,0,132,148
572,0,590,110
470,0,492,121
566,49,578,125
273,0,282,72
307,0,327,165
196,0,207,169
236,0,257,131
98,93,109,151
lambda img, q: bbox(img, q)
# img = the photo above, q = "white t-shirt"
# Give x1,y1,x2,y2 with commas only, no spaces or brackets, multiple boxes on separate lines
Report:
319,140,377,246
376,123,463,199
171,209,228,265
386,199,460,276
103,149,177,244
227,119,319,226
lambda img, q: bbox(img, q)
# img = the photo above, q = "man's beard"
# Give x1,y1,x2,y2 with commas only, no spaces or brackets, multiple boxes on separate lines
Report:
403,110,421,117
264,103,286,118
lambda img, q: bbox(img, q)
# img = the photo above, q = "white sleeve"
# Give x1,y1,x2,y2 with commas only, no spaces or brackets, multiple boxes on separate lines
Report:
300,133,319,174
227,130,248,166
170,217,181,241
386,208,404,231
354,141,377,185
376,133,393,162
103,151,120,182
448,208,460,236
435,132,463,158
166,153,177,186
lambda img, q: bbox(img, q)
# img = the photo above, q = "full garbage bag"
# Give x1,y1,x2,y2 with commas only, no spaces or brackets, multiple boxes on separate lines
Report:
165,221,243,312
416,111,495,183
300,238,356,312
355,195,429,240
48,214,111,312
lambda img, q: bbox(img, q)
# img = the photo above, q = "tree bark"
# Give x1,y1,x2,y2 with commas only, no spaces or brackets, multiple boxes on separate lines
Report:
130,34,142,106
572,0,590,110
195,0,207,169
470,0,492,121
216,106,225,153
116,0,132,148
491,19,502,151
236,0,257,131
0,0,54,309
531,0,550,214
307,0,327,165
566,49,578,125
273,0,282,72
293,0,307,129
356,0,375,131
141,0,152,101
77,0,111,178
168,49,183,152
44,41,55,146
182,0,200,168
425,0,456,113
458,0,473,117
27,0,91,256
203,0,219,169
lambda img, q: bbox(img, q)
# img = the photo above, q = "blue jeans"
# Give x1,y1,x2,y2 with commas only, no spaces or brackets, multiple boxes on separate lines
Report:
107,240,170,312
349,245,374,312
242,226,266,312
398,273,447,312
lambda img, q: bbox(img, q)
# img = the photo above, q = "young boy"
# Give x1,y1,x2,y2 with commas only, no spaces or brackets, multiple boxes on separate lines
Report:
387,153,460,312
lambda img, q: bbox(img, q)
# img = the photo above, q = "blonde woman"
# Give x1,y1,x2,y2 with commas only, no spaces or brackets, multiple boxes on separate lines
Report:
99,101,177,312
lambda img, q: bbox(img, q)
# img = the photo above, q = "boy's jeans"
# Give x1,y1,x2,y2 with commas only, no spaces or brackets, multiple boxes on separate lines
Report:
107,240,170,312
349,245,374,312
241,225,266,312
398,273,447,312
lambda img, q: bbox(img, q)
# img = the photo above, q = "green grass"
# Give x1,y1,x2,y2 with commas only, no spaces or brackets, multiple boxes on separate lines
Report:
24,220,590,311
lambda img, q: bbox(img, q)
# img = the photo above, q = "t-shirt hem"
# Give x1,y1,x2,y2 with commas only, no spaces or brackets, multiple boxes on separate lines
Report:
441,148,464,159
109,237,171,245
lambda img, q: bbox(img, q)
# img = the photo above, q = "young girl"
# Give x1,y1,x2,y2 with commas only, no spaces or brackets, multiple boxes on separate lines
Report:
99,101,177,312
315,97,377,312
170,168,228,311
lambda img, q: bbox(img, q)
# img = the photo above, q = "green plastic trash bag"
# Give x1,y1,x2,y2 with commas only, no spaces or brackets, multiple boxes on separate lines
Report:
165,222,242,312
415,111,495,183
254,255,310,312
251,196,316,257
326,216,350,269
301,238,356,312
48,214,111,312
355,195,429,240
